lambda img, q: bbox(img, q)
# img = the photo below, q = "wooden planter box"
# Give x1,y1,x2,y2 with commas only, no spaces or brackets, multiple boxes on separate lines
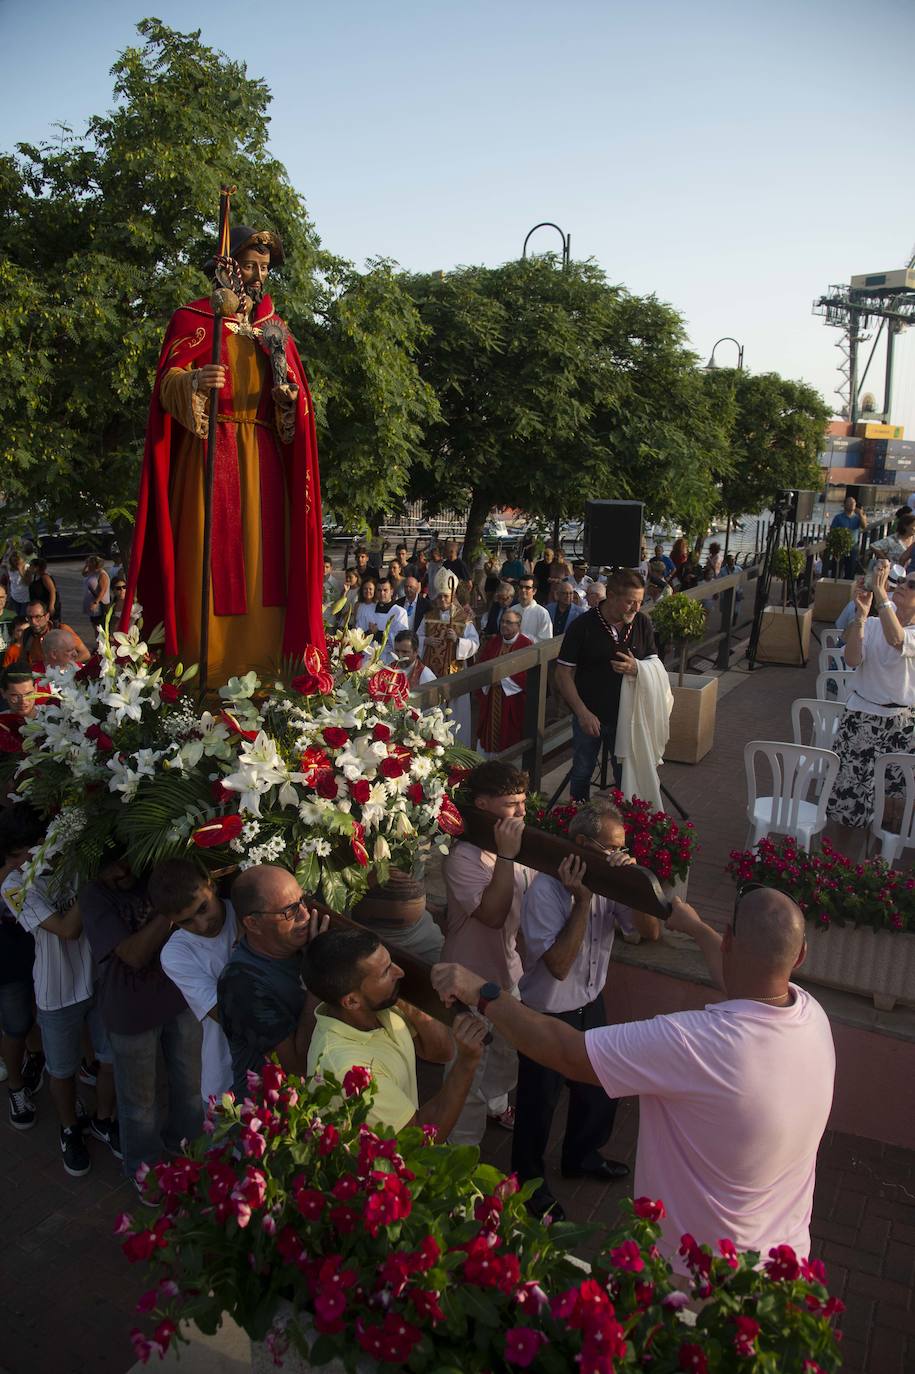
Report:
812,578,855,623
664,673,717,764
798,922,915,1012
755,605,812,666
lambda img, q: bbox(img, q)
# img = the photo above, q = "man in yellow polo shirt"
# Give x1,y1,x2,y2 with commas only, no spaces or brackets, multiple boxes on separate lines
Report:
304,928,485,1136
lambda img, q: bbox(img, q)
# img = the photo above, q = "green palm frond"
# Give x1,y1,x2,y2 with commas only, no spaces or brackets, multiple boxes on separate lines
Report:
115,772,213,875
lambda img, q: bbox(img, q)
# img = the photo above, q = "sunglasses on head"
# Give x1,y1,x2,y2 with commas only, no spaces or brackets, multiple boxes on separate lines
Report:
732,880,796,934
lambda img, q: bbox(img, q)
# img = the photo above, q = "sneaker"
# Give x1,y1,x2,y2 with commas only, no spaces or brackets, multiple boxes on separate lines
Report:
78,1057,99,1086
60,1124,91,1177
526,1186,566,1223
488,1105,515,1131
21,1050,45,1096
88,1116,123,1159
8,1086,36,1130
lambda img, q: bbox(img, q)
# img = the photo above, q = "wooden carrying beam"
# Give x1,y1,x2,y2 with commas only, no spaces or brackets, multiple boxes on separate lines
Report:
456,805,672,921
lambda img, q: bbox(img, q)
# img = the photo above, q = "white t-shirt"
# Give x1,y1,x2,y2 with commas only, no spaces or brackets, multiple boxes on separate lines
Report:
846,617,915,717
585,988,835,1270
160,903,237,1102
3,873,95,1011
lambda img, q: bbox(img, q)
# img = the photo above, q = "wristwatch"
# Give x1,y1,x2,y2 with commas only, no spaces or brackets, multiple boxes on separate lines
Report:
476,981,501,1016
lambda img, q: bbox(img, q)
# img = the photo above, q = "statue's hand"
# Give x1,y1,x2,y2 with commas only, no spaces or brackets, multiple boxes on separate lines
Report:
272,383,299,408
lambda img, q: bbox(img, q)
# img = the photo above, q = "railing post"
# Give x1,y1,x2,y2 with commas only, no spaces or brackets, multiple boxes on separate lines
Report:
716,585,735,669
521,645,548,791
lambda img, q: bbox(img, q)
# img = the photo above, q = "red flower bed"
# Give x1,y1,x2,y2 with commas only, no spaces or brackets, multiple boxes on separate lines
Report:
528,790,697,884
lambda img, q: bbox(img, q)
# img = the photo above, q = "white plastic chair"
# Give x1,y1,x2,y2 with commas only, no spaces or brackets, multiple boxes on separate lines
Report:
816,670,856,704
821,630,845,650
870,753,915,867
744,740,839,851
791,698,846,799
818,648,846,674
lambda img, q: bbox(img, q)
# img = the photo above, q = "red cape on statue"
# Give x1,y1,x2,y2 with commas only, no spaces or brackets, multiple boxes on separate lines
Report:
122,293,325,663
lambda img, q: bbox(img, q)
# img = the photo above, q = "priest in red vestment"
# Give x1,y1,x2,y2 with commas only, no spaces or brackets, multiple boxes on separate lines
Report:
123,227,324,683
476,609,532,757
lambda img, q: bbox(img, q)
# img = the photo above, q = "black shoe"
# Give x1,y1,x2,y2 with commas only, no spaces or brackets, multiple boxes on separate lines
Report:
78,1057,99,1087
526,1187,566,1223
21,1050,45,1096
561,1159,630,1182
60,1124,91,1177
8,1086,36,1130
88,1116,122,1160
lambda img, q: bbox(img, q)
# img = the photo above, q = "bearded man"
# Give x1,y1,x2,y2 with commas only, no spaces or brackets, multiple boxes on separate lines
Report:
124,227,324,682
476,610,533,757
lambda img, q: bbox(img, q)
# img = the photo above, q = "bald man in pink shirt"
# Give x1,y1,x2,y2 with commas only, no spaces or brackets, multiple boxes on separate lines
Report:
433,887,836,1268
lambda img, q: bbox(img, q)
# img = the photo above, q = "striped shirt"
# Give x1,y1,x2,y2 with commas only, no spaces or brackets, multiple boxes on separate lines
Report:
3,873,95,1011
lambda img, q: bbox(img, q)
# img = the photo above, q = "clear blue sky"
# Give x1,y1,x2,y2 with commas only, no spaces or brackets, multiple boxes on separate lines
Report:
4,0,915,437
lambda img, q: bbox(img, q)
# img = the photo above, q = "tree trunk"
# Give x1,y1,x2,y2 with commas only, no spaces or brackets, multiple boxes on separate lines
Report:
463,489,491,562
678,641,687,689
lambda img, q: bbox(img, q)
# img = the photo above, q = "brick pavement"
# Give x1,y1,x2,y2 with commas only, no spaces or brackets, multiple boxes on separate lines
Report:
0,582,911,1372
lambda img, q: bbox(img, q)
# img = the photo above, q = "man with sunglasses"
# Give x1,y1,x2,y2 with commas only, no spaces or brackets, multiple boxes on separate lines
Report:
433,883,835,1271
217,865,330,1099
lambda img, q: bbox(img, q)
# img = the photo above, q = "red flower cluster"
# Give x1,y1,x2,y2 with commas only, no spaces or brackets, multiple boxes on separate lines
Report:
550,1279,628,1374
529,792,696,884
291,645,334,697
727,835,913,934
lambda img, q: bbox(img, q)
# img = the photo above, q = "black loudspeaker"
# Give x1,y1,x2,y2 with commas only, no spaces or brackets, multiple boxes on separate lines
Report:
777,489,817,523
584,500,644,567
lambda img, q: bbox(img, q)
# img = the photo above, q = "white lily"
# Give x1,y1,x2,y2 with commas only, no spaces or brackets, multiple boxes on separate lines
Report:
222,731,292,818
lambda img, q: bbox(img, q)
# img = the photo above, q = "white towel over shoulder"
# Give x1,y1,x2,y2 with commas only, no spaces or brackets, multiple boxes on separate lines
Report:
614,657,673,810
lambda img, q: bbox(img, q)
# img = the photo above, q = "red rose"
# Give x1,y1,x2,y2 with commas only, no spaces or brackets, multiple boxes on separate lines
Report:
159,683,180,703
315,772,339,800
379,756,405,780
436,796,464,837
372,723,392,742
75,653,103,682
291,669,334,697
367,667,409,708
192,815,243,849
343,652,363,673
211,780,234,803
323,726,349,748
349,779,371,804
351,822,369,868
633,1197,666,1221
85,723,115,752
406,783,424,805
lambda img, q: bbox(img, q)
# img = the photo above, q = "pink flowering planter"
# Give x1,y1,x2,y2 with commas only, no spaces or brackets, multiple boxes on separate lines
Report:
799,923,915,1012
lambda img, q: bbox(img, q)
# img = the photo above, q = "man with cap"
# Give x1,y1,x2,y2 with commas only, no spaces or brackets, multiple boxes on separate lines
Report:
122,226,325,682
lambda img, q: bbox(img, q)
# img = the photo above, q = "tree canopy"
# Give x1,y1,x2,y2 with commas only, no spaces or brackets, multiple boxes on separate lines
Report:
402,259,732,553
0,19,434,546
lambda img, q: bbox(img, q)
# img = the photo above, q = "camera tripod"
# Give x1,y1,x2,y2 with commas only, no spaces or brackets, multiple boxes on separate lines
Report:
545,736,689,820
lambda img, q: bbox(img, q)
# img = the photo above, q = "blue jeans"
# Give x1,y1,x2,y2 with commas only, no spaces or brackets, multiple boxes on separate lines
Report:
37,994,112,1079
570,717,621,801
108,1010,203,1179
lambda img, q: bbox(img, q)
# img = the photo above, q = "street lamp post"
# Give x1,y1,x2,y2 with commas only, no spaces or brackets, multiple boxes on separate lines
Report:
704,338,746,559
705,336,745,371
522,222,571,269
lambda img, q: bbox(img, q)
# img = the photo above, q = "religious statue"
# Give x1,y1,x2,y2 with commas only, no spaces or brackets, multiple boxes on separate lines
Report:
123,222,325,683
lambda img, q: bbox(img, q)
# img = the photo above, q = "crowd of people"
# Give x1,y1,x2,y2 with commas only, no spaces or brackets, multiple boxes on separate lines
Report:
0,523,856,1285
322,531,728,754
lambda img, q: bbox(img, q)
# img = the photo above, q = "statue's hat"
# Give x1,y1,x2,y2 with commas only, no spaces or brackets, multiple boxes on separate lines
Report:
203,226,285,273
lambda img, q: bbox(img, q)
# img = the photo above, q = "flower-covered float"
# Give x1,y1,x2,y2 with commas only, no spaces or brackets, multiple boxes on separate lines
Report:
0,621,473,912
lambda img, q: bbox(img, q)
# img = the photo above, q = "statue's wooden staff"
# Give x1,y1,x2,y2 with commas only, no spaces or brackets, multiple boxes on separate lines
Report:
309,810,671,1030
199,184,241,700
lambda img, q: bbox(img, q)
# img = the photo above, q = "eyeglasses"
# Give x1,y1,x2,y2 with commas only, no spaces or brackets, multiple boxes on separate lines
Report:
251,896,307,922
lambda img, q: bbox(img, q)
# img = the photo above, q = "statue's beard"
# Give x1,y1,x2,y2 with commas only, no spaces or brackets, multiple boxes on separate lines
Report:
247,281,265,305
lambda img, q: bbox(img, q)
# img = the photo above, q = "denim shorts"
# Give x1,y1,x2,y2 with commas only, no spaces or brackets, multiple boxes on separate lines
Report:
0,978,34,1039
37,995,113,1079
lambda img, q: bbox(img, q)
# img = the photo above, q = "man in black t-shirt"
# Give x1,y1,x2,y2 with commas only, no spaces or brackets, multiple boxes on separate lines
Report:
555,568,657,800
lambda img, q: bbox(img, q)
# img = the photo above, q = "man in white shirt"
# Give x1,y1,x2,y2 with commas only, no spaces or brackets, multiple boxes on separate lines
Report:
433,885,836,1271
373,578,409,663
151,860,237,1105
512,575,553,644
